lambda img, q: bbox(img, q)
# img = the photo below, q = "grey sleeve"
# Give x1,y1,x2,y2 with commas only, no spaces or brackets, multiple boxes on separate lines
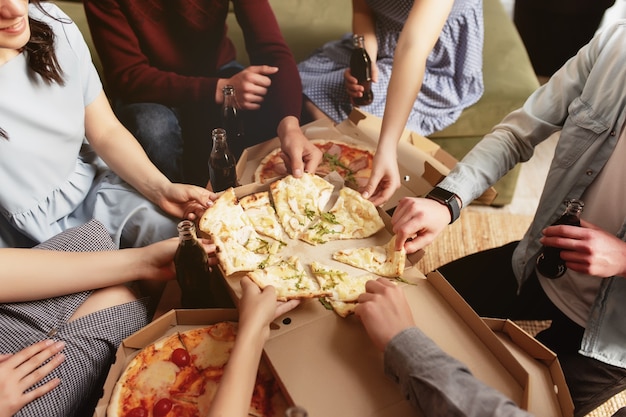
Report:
384,327,535,417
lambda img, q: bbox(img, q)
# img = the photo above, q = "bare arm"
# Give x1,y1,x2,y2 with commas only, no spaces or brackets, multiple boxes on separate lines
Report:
0,239,186,302
363,0,454,205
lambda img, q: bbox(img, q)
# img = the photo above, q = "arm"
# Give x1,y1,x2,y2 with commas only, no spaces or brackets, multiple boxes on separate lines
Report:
362,0,454,206
207,277,299,417
84,92,215,220
83,0,220,106
0,238,218,302
355,279,534,417
0,340,66,417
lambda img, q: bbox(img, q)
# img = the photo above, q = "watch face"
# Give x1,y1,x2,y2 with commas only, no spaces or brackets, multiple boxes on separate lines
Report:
429,187,454,202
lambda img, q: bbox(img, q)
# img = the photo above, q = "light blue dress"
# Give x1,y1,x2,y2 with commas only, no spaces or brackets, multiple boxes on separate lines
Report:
298,0,484,136
0,4,176,248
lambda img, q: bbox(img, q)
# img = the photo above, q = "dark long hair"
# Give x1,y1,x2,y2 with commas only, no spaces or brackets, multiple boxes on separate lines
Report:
1,1,65,140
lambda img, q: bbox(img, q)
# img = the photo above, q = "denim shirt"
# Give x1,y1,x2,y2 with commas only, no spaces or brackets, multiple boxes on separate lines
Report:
438,21,626,368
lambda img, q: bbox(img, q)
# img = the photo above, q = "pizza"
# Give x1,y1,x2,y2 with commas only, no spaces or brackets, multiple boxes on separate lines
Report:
199,188,281,276
332,236,407,278
254,139,374,188
247,256,332,301
310,261,376,302
239,191,286,244
107,322,286,417
269,172,334,240
299,186,385,245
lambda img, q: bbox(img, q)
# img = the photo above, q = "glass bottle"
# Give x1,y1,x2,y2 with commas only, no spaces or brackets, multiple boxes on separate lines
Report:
221,84,245,144
349,34,374,106
174,220,215,308
285,405,308,417
208,127,238,192
536,199,584,279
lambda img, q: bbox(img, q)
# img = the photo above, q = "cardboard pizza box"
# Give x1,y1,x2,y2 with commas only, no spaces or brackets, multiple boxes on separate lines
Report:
260,271,573,417
236,108,496,210
93,309,239,417
482,318,575,417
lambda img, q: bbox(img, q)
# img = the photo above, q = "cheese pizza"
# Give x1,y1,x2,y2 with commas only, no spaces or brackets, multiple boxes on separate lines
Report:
254,139,374,188
107,322,286,417
332,236,407,278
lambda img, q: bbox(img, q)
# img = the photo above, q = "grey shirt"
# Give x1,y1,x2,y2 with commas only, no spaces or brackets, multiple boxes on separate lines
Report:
385,327,533,417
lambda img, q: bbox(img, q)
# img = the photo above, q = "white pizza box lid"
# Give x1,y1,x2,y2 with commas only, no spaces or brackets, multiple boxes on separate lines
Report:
93,309,239,417
260,270,573,417
236,108,496,210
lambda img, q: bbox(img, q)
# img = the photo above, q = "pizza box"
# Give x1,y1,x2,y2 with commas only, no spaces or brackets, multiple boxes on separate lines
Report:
482,318,575,417
258,271,573,417
236,108,496,211
93,309,240,417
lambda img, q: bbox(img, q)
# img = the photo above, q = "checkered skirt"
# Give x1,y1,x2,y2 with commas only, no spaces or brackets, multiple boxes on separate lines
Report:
1,220,150,417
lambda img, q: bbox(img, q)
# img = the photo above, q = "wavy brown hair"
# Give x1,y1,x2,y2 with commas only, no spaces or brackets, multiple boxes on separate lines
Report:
1,1,65,139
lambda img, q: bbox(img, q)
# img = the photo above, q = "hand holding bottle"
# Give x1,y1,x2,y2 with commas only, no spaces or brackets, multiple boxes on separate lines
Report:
540,219,626,278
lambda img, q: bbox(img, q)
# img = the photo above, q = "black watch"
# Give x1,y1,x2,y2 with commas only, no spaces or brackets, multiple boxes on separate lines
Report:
425,186,461,224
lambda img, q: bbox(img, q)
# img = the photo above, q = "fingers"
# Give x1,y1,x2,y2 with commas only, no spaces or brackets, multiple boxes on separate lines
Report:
274,299,300,319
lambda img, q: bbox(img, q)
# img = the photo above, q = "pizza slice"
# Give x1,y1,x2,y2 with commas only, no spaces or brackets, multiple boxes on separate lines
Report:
270,173,334,239
310,261,376,302
199,188,280,275
300,186,384,245
239,191,287,245
332,235,407,278
247,256,332,301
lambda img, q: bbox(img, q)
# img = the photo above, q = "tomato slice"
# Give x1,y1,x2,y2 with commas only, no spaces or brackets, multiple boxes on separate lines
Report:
171,348,190,367
153,398,173,417
126,407,148,417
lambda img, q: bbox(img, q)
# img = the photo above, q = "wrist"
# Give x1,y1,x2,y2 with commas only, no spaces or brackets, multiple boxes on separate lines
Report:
425,186,461,224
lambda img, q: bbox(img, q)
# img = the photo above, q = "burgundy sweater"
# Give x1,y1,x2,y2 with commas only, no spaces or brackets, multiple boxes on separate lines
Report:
84,0,301,121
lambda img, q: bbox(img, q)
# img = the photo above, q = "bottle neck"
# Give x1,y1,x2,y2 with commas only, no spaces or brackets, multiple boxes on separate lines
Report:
177,220,198,242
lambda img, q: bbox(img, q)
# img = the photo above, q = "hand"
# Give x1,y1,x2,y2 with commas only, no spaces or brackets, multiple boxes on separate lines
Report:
156,184,216,221
0,340,65,417
361,147,401,206
391,197,451,253
343,64,378,99
237,277,300,341
277,117,323,178
354,278,415,352
540,219,626,278
218,66,279,110
139,237,218,282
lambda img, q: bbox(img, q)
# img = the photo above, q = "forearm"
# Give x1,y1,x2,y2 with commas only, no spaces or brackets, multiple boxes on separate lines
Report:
352,0,377,57
207,325,267,417
0,248,147,302
385,328,533,417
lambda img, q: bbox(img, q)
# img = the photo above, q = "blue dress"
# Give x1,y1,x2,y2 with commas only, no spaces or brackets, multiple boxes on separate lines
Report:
298,0,484,136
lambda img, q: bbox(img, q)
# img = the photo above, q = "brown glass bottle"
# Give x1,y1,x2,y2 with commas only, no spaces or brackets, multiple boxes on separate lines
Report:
350,34,374,106
221,84,245,143
208,128,238,192
536,199,584,279
174,220,215,308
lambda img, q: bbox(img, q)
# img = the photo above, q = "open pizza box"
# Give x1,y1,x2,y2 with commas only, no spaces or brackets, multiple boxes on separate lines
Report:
236,108,497,210
202,179,572,417
93,309,239,417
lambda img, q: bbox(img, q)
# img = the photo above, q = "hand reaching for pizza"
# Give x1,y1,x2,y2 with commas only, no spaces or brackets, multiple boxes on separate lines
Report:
276,116,323,178
354,278,415,352
239,277,300,341
361,146,401,207
0,340,65,417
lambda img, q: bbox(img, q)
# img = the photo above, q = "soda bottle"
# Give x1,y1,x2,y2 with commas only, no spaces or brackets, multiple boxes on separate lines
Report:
536,199,584,279
208,127,238,192
174,220,216,308
221,84,245,143
349,34,374,106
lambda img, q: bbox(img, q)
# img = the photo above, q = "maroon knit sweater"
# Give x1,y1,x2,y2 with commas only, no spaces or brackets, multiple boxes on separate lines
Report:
84,0,302,121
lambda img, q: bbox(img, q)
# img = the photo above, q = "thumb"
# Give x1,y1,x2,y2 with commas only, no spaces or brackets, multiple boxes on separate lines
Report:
251,65,279,75
361,171,383,200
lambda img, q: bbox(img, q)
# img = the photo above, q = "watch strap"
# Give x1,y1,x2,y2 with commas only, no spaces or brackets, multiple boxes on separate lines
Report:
425,186,461,224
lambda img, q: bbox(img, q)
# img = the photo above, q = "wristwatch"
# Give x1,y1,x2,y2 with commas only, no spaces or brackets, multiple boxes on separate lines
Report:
425,186,461,224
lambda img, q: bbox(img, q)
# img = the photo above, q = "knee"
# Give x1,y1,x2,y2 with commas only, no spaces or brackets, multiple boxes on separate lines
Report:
117,103,182,143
